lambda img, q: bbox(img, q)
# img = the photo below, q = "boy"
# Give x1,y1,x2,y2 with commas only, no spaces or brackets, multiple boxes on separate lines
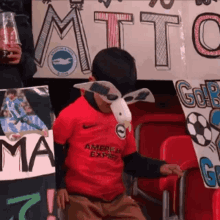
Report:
53,48,183,220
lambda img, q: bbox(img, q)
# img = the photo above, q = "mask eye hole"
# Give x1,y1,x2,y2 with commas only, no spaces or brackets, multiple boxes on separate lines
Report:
135,91,150,101
107,94,118,101
124,96,133,102
90,82,110,96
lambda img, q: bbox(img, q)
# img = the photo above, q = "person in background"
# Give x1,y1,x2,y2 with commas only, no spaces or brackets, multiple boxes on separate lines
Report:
0,0,36,89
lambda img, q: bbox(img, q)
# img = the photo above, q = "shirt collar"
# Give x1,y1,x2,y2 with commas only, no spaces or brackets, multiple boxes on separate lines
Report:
84,91,101,112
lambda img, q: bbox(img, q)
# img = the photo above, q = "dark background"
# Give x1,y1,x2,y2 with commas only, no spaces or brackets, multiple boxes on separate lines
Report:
0,174,57,220
26,78,177,115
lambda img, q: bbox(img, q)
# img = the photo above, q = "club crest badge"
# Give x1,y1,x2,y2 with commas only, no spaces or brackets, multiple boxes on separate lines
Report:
48,46,77,77
116,124,126,139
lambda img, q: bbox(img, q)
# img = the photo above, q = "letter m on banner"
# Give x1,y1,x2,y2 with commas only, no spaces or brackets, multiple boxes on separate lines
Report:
35,4,91,74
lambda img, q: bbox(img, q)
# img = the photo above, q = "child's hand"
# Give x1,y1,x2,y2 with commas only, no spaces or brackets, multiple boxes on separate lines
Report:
57,188,69,210
160,164,183,178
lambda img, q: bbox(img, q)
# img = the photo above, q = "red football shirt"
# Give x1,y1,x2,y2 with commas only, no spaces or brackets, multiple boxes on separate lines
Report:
53,96,137,201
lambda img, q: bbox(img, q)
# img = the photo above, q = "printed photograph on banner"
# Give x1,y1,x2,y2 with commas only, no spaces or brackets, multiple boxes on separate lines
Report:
0,86,55,181
0,88,50,142
174,79,220,188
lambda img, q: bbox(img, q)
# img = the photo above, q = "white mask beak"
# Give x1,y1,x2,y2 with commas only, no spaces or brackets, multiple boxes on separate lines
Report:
110,98,132,131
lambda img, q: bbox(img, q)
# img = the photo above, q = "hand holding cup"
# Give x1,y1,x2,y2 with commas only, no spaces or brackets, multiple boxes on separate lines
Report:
0,12,21,64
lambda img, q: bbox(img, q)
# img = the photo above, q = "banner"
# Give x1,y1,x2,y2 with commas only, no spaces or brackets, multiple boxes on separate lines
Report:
182,1,220,79
32,0,220,80
0,86,57,219
174,79,220,188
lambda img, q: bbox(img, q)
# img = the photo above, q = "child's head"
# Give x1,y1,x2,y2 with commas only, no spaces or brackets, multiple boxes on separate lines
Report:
91,48,137,113
7,89,17,100
92,47,137,96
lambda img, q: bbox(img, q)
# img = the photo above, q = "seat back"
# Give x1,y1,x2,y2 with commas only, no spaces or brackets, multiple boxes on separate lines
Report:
213,189,220,220
135,114,186,201
181,167,215,220
160,135,197,166
160,135,197,214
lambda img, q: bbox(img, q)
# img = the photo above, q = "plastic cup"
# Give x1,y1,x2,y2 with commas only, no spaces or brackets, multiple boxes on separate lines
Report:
0,12,21,60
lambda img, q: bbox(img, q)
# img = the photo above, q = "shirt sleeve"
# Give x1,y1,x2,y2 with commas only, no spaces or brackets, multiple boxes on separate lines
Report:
123,152,167,178
53,106,76,145
122,124,137,157
54,142,68,189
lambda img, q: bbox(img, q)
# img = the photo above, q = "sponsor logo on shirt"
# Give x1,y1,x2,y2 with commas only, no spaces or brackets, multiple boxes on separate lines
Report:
85,144,121,160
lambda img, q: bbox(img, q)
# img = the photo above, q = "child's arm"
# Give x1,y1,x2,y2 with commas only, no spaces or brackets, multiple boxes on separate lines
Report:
123,152,183,178
54,142,67,189
123,152,167,178
54,141,69,209
123,123,183,178
53,106,77,209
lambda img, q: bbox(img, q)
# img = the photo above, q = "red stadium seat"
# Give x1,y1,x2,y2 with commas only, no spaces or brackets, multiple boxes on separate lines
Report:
129,94,184,129
178,161,216,220
213,189,220,220
132,114,186,205
159,136,197,219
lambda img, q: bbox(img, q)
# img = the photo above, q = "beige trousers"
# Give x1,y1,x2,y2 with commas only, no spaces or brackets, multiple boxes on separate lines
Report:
65,193,146,220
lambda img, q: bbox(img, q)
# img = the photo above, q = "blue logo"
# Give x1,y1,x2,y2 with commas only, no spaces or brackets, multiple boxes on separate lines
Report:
48,46,77,77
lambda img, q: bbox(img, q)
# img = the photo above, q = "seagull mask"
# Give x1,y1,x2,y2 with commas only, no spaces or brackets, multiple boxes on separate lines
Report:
74,81,155,132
